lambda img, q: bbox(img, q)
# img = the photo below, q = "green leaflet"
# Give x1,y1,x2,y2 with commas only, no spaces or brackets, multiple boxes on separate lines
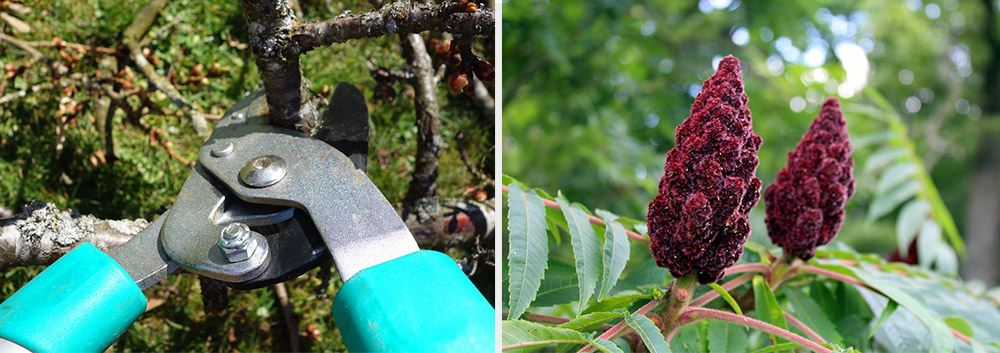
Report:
868,299,898,339
596,209,630,301
502,320,588,353
867,179,921,221
747,343,802,353
707,282,742,316
533,260,579,307
557,311,624,331
943,316,974,339
556,193,602,314
582,293,655,315
752,275,788,331
505,184,550,320
875,162,917,195
670,324,705,353
590,338,625,353
917,220,942,269
707,321,748,353
896,199,930,257
783,286,843,344
624,312,672,353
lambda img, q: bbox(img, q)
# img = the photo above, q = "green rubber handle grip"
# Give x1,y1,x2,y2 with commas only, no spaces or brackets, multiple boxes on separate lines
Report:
332,250,495,352
0,243,147,353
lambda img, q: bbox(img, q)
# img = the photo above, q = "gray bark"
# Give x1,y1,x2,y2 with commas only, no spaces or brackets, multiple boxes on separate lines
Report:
401,33,442,222
0,201,148,269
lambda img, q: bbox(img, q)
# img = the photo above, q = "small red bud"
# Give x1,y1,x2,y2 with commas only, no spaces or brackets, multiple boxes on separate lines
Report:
459,1,478,13
449,72,470,94
472,59,494,87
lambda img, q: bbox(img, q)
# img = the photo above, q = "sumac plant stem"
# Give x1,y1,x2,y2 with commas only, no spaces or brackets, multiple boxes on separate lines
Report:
679,307,832,353
658,274,698,340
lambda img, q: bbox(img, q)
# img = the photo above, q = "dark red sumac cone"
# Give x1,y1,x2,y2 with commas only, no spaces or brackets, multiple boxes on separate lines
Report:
764,97,855,260
646,55,763,284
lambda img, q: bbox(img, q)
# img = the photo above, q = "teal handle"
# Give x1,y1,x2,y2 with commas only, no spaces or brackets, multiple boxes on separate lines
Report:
332,250,495,352
0,243,147,353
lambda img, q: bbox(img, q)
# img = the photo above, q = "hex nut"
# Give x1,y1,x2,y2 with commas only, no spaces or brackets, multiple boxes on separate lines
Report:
221,236,259,262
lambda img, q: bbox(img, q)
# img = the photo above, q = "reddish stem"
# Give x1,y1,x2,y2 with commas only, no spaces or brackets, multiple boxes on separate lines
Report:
679,307,832,353
725,263,772,277
795,265,875,291
951,328,971,344
501,184,646,241
576,298,662,352
784,311,828,344
690,273,754,307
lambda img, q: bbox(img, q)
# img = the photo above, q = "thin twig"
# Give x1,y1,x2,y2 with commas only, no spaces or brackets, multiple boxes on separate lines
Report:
274,282,301,352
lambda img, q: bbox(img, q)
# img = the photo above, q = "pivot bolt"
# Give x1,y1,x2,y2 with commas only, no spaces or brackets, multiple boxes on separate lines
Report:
240,155,287,187
219,223,258,262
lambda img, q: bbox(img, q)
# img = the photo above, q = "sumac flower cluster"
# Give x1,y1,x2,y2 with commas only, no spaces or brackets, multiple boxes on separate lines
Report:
765,97,855,260
646,55,763,284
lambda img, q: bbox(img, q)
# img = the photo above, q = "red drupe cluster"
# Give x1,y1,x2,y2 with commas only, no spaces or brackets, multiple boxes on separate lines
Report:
646,55,763,284
764,97,855,260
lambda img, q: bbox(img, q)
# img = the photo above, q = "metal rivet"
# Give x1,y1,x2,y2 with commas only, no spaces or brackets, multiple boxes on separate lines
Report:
232,112,245,121
240,155,287,188
211,142,234,157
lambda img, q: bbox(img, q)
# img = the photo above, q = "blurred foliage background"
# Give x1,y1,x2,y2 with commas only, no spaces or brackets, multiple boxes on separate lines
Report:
0,0,492,351
502,0,1000,285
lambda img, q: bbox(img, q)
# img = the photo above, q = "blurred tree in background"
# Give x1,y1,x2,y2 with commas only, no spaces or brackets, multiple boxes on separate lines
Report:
502,0,1000,284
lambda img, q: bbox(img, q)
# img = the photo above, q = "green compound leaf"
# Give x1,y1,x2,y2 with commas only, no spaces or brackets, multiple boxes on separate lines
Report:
624,312,672,353
596,210,630,301
707,321,748,353
556,193,602,314
505,184,549,320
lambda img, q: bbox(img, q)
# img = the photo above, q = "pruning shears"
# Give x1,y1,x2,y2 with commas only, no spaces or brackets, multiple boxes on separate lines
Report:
0,84,495,352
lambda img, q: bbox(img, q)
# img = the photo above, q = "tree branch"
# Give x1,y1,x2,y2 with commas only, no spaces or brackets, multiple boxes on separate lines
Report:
295,2,494,52
238,0,304,128
401,32,443,222
0,201,148,269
